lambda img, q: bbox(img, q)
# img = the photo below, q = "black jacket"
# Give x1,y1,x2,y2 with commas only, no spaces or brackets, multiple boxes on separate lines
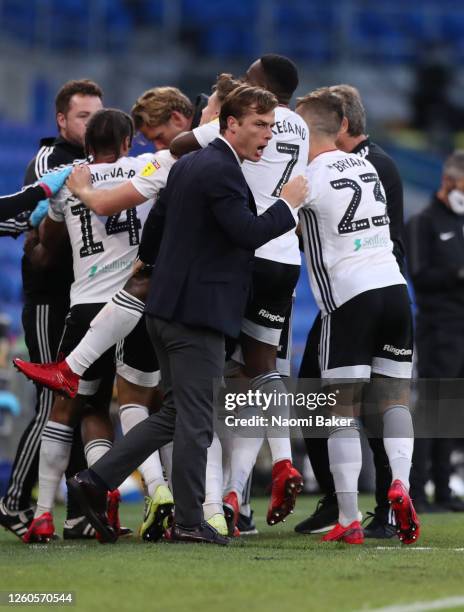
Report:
0,184,49,223
22,136,85,304
406,195,464,322
140,138,296,337
351,138,405,273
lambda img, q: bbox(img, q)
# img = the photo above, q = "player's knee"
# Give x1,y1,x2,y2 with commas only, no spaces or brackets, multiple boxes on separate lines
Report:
329,418,361,438
125,273,150,301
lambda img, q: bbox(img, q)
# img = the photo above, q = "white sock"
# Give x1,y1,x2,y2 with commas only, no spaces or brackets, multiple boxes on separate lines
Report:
84,438,113,467
251,371,293,463
328,426,362,527
383,405,414,490
35,421,73,517
203,433,224,520
225,436,262,503
66,291,144,376
268,438,292,464
159,441,173,489
240,503,251,518
119,404,166,495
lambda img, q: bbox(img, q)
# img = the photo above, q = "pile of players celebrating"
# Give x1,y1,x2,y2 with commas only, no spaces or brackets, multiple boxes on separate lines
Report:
0,53,419,547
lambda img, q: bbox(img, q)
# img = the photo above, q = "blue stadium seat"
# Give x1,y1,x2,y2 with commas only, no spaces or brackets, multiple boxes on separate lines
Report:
0,302,22,336
182,0,257,26
202,26,256,58
0,239,24,267
0,265,23,303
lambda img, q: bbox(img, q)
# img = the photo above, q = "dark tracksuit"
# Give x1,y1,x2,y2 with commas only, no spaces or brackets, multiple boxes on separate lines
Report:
2,136,84,514
407,196,464,503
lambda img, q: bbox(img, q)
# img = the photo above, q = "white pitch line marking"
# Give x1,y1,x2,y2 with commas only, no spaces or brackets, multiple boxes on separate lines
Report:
363,595,464,612
374,547,464,552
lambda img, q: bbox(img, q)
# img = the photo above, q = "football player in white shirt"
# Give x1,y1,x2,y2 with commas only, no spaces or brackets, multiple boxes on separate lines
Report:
296,91,419,545
14,87,196,537
171,56,309,534
15,110,175,542
14,90,219,535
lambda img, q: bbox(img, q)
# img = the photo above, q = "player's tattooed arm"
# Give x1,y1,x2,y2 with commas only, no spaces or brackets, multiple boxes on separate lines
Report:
67,165,146,215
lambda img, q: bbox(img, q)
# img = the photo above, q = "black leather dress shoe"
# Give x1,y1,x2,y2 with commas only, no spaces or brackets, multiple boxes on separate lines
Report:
169,521,230,545
67,471,117,544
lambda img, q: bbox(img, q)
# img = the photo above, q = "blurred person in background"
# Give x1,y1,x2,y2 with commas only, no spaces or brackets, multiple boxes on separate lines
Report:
411,43,464,152
406,150,464,513
0,79,104,541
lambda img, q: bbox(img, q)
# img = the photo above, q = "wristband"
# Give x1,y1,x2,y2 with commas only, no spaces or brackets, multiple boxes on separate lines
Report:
39,182,52,199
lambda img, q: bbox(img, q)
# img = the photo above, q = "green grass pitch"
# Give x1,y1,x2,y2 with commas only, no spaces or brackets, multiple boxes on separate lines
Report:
1,495,464,612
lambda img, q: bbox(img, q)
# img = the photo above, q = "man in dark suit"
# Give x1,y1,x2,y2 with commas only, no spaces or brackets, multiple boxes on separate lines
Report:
68,85,307,545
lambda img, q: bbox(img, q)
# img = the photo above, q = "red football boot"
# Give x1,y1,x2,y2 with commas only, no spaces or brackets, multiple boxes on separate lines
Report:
22,512,55,544
223,491,240,537
95,489,121,543
322,520,364,544
388,479,420,545
267,459,303,526
106,489,121,536
13,358,80,399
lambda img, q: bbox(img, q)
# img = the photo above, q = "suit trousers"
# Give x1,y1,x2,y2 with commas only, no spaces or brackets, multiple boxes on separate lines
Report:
92,316,225,527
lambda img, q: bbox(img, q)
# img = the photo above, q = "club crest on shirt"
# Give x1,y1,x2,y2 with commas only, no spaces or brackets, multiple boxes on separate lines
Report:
140,160,161,177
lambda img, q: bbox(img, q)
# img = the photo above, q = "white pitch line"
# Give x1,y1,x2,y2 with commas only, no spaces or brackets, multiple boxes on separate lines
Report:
374,546,464,552
363,595,464,612
374,546,433,551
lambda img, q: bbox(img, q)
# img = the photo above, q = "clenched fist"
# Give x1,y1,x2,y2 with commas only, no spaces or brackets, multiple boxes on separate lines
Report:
281,175,308,208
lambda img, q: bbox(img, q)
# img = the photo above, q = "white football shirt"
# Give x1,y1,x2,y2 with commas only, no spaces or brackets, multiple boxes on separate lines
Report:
49,156,163,306
130,149,176,200
299,150,405,315
193,107,309,265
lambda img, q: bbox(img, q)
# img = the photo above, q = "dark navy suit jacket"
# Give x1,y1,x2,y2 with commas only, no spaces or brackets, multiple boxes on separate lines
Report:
138,137,296,338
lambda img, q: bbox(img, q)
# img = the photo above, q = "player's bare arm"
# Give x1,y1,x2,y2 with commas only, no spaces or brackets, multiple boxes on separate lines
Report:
26,216,67,268
169,131,201,157
67,165,146,216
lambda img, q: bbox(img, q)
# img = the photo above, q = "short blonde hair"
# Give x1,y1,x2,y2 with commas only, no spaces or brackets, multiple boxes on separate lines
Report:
131,87,193,129
296,90,344,136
